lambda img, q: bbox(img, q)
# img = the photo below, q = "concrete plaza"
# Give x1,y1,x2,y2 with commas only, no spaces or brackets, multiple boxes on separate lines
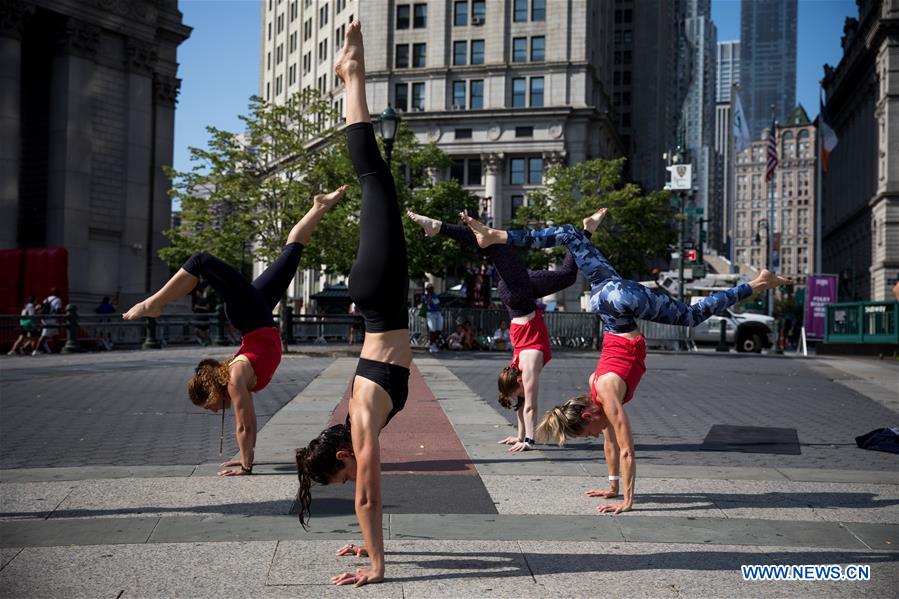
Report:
1,346,897,597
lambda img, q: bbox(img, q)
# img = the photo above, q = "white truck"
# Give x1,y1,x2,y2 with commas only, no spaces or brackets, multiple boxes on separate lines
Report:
691,302,774,353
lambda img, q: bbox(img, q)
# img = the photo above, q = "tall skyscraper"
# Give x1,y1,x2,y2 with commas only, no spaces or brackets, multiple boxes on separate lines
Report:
740,0,797,139
716,40,739,103
673,0,718,251
714,40,740,256
260,0,619,310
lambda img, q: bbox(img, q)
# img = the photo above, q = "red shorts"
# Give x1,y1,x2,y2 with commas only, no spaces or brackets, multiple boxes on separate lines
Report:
510,310,552,369
590,334,647,405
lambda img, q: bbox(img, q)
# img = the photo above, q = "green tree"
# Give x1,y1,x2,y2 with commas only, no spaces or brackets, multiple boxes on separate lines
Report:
512,158,676,279
162,92,477,283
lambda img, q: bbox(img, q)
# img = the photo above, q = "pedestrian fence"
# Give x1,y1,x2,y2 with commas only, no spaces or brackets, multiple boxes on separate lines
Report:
1,304,694,353
409,307,694,351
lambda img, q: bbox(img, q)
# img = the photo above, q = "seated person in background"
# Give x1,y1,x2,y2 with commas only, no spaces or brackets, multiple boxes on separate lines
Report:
491,320,511,351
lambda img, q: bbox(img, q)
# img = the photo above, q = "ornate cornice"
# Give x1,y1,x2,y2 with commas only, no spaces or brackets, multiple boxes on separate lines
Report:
0,0,32,40
125,38,158,75
153,73,180,107
56,17,101,59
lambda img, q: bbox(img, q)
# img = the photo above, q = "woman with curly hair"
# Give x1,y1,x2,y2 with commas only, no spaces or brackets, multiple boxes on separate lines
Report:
295,21,412,587
407,206,582,452
462,209,791,514
123,186,347,476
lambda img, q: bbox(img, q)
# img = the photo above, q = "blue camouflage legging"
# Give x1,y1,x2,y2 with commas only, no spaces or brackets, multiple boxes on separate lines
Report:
506,224,753,334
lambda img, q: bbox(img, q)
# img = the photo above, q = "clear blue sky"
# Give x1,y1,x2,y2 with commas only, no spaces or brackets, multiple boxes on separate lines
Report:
173,0,858,174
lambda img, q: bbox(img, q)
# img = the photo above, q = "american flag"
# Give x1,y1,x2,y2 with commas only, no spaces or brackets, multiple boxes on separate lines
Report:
765,119,778,182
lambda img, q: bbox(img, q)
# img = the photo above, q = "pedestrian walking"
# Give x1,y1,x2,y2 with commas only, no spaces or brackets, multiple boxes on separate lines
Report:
7,295,38,355
462,209,791,514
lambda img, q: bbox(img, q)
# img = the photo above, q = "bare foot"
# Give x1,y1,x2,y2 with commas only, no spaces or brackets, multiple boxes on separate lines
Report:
314,185,348,210
122,300,161,320
334,20,364,83
459,212,506,248
583,208,608,234
407,211,442,237
749,269,793,292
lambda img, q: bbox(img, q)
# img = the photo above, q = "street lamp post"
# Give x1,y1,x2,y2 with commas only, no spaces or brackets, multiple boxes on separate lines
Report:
378,106,399,167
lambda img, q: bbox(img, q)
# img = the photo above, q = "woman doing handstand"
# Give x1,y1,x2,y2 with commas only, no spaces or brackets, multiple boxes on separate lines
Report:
463,210,791,514
123,186,347,476
408,207,581,452
294,21,411,587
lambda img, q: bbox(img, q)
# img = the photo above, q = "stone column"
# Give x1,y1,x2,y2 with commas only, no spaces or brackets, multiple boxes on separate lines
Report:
148,72,180,292
482,152,503,227
0,0,29,248
47,17,100,291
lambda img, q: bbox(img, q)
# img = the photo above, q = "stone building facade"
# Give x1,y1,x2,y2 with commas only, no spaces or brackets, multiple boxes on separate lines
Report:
0,0,190,305
821,0,899,301
733,107,817,286
261,0,620,309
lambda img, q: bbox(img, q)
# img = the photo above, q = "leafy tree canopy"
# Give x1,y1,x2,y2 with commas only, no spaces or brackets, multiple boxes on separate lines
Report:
511,158,676,279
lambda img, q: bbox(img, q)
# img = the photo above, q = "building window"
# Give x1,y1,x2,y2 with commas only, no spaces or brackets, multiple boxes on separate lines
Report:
510,158,525,184
512,37,527,62
512,77,526,108
529,77,544,107
530,36,544,61
450,159,465,183
395,83,409,111
453,41,467,65
412,82,425,110
513,0,528,22
396,44,409,68
470,79,483,109
511,194,525,219
468,159,482,185
528,158,543,184
455,128,472,139
532,0,546,21
413,3,427,28
472,0,485,23
452,81,466,109
454,1,467,26
413,43,426,67
515,126,533,137
471,39,485,64
396,4,410,29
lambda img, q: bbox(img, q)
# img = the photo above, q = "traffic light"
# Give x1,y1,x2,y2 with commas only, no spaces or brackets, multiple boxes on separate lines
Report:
686,249,697,262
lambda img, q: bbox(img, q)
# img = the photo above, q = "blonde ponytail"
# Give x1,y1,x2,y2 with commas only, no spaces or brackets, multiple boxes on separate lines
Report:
536,395,592,446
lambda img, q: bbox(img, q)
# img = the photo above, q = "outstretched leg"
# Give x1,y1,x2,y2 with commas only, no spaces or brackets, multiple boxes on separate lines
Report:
254,186,347,310
461,213,621,287
341,21,408,332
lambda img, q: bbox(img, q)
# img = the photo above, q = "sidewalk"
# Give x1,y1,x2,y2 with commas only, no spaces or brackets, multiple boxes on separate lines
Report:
1,350,897,597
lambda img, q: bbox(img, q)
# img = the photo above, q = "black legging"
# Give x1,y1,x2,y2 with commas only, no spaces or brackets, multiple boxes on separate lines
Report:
346,122,408,332
181,244,303,333
438,223,577,317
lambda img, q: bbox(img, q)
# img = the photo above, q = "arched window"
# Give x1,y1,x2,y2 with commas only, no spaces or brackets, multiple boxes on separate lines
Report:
781,130,794,158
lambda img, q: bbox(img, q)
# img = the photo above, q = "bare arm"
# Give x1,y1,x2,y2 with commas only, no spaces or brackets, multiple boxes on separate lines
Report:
509,350,544,452
597,397,635,513
586,424,621,499
218,363,256,476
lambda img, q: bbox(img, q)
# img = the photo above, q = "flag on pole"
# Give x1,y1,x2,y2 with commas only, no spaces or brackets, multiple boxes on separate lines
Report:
765,118,778,183
819,91,838,172
732,92,752,154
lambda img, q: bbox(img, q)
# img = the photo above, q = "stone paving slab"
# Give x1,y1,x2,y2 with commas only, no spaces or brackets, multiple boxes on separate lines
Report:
0,476,297,520
480,475,899,523
2,539,896,598
0,517,159,548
